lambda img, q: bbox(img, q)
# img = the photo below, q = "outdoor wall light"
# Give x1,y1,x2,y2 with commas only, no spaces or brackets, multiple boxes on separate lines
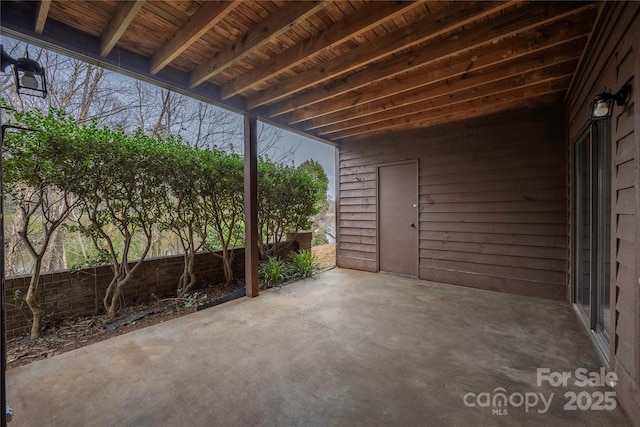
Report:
590,82,631,120
0,44,48,98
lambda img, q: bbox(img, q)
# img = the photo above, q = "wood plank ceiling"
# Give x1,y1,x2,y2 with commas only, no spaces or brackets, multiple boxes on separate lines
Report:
2,1,599,144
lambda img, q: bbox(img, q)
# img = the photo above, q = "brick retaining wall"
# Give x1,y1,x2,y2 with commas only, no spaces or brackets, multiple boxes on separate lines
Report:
5,233,311,337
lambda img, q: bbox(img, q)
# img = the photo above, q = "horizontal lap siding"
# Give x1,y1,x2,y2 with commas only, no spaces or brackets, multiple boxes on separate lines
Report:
337,148,378,270
417,111,567,300
566,2,640,424
338,107,568,299
614,88,639,419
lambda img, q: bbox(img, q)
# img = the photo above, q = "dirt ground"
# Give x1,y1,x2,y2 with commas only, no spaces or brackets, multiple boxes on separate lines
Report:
6,244,336,370
312,243,336,267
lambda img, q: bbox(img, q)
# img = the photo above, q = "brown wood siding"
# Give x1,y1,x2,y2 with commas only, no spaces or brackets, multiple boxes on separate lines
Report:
338,106,567,300
566,2,640,424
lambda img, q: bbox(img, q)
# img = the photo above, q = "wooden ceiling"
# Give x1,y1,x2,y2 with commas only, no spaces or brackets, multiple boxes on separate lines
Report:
1,1,599,144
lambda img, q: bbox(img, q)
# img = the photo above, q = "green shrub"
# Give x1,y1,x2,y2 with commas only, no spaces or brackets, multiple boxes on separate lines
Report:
259,257,288,289
288,250,320,279
68,252,111,272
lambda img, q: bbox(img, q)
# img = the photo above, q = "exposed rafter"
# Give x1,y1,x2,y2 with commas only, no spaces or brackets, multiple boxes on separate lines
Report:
331,81,570,141
189,1,326,89
100,0,145,57
220,1,420,99
150,1,238,75
247,1,517,109
287,16,595,125
34,0,51,34
263,2,596,117
318,61,578,137
306,40,586,132
1,0,600,144
348,93,564,142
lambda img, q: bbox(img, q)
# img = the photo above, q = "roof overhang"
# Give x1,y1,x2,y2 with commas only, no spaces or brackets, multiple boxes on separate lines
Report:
1,1,600,145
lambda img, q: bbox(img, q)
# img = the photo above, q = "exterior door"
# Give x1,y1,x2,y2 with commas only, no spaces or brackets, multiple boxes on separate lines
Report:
574,122,611,358
378,161,418,276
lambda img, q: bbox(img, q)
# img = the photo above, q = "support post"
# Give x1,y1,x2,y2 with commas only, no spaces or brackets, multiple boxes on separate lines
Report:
244,113,259,298
1,120,7,427
0,123,8,427
334,146,340,268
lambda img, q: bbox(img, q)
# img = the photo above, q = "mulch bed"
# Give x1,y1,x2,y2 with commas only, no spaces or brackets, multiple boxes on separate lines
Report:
6,280,244,370
7,245,337,371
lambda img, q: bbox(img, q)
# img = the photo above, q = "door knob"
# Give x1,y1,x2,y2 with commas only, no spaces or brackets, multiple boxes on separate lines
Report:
409,223,416,228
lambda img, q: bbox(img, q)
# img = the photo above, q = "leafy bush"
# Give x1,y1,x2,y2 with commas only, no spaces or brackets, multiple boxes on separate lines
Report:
259,257,289,289
68,252,111,272
257,160,326,257
288,250,320,279
1,102,325,327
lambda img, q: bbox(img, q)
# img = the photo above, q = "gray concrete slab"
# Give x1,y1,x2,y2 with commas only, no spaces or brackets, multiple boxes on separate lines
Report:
6,268,630,426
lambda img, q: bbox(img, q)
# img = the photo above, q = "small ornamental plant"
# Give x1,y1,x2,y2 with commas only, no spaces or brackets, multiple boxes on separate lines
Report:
258,250,321,289
259,257,289,289
288,250,320,279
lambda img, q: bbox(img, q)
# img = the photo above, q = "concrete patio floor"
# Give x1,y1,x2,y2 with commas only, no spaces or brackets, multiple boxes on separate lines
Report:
7,268,630,426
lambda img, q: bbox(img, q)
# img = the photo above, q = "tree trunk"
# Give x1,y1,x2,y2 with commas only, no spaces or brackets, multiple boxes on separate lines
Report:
184,252,197,295
177,267,187,296
178,252,198,297
102,236,152,319
26,297,43,340
70,210,87,258
42,227,67,272
150,225,163,257
107,284,125,319
177,252,188,296
103,277,118,313
105,273,131,319
222,249,234,285
26,258,44,339
5,206,26,276
257,240,266,260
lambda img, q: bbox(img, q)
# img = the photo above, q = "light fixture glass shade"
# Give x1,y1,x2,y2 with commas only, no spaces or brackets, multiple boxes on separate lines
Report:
592,100,609,118
20,71,39,90
589,95,614,120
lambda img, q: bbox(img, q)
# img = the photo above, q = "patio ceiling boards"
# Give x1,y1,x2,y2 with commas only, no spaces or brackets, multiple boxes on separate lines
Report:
0,0,599,145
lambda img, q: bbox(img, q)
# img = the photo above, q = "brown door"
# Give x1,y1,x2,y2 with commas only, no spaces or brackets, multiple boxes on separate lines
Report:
378,162,418,276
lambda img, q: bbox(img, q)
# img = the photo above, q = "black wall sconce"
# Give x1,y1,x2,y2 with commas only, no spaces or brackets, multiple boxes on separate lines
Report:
590,82,631,120
0,44,48,98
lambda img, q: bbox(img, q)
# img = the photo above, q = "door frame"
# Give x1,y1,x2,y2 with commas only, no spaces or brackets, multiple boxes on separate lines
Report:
376,159,419,276
571,121,612,364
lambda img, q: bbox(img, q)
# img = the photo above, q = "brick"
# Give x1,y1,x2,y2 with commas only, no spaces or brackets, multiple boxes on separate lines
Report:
3,248,256,334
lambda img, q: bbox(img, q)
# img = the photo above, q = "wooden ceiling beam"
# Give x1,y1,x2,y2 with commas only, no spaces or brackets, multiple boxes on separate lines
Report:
34,0,51,34
263,2,596,116
344,92,563,143
248,1,515,109
189,1,326,89
100,0,146,57
329,78,571,140
150,1,238,75
289,15,594,125
307,42,584,131
318,61,577,136
220,1,420,99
